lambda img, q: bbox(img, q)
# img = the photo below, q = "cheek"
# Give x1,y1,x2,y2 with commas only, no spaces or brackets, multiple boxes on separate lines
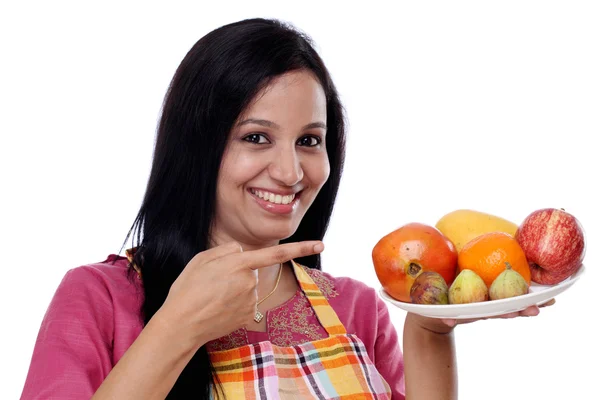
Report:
219,150,265,187
305,154,330,189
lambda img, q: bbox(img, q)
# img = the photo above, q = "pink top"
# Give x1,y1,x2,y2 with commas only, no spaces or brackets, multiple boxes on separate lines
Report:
20,254,406,399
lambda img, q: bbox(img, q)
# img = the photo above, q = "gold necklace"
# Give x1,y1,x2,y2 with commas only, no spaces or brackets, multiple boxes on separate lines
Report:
254,263,283,323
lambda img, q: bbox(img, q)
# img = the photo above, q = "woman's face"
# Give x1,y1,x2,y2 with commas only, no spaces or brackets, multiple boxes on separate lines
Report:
212,70,329,247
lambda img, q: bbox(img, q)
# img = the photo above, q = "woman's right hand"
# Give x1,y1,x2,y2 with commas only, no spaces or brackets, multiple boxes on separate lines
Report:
155,240,324,350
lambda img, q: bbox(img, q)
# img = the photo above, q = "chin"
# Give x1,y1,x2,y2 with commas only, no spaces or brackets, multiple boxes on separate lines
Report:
252,223,300,243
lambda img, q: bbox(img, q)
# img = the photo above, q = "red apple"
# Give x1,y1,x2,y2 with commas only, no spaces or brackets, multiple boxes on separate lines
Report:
515,208,585,285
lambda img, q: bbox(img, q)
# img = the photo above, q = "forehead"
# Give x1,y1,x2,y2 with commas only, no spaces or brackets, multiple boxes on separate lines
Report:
240,70,327,124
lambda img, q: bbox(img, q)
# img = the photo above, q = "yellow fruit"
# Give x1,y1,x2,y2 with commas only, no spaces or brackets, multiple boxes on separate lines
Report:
435,209,518,252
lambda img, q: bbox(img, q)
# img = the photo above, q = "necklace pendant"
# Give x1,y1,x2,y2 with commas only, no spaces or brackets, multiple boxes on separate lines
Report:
254,310,264,323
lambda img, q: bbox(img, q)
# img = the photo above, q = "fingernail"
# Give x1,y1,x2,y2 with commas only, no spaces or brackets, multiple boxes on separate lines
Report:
444,319,457,327
313,242,324,252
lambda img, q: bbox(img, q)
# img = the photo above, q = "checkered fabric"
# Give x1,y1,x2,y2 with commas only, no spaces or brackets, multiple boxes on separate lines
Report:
209,261,392,399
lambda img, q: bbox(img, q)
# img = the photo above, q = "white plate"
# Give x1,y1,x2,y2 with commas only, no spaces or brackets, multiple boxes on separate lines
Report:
379,265,585,319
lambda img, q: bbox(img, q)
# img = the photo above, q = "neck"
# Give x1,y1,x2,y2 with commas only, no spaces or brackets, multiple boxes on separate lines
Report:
208,229,279,252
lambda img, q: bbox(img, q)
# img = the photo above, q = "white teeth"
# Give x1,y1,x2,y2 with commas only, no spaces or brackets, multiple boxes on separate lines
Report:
251,189,296,205
284,195,295,204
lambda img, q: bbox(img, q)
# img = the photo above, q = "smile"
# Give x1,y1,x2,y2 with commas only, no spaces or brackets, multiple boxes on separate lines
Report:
250,189,296,204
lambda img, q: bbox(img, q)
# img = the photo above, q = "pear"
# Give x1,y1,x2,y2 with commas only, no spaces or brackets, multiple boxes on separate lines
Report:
449,269,489,304
489,262,529,300
410,271,449,305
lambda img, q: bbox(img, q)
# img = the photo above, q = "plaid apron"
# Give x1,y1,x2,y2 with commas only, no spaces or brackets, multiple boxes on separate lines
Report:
209,260,392,399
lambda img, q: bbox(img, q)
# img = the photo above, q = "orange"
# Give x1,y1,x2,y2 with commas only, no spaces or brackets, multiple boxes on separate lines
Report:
457,231,531,288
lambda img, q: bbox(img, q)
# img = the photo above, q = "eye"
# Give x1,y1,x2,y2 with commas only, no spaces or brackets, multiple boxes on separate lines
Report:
243,133,270,144
297,135,321,147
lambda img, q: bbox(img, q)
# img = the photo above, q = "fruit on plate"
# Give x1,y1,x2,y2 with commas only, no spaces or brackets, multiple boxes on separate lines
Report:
448,269,489,304
457,231,531,288
410,271,449,305
515,208,586,285
489,262,529,300
435,209,519,252
372,222,458,303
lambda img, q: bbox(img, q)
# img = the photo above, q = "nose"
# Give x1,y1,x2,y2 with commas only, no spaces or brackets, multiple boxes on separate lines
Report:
268,145,304,186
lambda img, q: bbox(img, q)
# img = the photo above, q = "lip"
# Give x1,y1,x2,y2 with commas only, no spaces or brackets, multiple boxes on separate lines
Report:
248,188,302,215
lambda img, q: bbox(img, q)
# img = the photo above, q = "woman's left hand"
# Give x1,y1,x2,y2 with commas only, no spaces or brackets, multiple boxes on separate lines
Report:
412,298,556,334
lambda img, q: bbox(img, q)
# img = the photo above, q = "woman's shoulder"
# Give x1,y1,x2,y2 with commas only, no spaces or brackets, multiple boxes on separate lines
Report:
21,255,144,398
64,254,141,292
46,254,144,348
55,254,144,316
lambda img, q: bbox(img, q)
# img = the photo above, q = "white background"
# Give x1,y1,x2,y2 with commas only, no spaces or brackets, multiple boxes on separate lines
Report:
2,1,599,399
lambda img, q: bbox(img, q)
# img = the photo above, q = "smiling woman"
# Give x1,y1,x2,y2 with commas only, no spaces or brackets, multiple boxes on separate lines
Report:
213,71,330,245
18,17,548,400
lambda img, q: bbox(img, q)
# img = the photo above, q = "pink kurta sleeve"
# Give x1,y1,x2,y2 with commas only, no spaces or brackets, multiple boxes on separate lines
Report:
21,266,115,399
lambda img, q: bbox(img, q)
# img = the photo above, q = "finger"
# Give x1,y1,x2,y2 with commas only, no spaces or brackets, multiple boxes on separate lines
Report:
441,319,457,327
190,241,242,265
539,298,556,308
454,317,486,325
494,311,521,319
519,306,540,317
238,241,325,270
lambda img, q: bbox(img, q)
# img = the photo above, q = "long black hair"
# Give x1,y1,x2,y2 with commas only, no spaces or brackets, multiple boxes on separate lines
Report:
122,18,346,398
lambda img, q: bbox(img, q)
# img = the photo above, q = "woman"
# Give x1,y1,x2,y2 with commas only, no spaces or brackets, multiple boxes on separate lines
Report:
21,18,545,399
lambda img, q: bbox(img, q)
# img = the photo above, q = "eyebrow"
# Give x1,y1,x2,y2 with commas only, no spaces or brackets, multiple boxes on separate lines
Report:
237,119,326,131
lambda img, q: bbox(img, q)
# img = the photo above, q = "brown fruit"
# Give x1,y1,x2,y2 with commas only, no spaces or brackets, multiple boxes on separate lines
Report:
410,271,449,305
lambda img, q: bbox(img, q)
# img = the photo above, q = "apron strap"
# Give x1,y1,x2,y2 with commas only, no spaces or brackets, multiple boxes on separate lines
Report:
291,260,347,336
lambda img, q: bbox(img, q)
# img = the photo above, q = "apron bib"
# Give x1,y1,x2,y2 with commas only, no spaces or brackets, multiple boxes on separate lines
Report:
209,261,392,399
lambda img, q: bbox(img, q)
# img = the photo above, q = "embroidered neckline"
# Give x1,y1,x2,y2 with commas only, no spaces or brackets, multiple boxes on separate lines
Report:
268,291,325,346
247,288,302,334
206,265,340,352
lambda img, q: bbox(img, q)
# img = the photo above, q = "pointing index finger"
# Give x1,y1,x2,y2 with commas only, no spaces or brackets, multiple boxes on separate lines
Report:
243,241,324,270
189,241,242,266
